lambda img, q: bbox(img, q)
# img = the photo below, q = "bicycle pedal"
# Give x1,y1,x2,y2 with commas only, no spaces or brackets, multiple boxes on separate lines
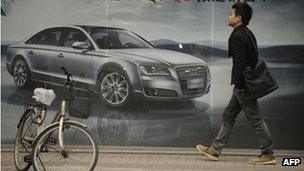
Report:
24,155,31,163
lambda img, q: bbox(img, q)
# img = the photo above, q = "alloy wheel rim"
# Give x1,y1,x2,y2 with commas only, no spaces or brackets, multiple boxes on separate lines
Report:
101,72,129,105
13,61,28,87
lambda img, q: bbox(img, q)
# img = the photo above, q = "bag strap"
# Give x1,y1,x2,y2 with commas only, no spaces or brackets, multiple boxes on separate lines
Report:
242,27,263,64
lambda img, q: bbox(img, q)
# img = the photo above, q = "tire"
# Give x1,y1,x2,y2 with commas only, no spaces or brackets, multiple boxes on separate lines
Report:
98,71,132,108
14,109,39,171
12,58,33,89
31,122,98,171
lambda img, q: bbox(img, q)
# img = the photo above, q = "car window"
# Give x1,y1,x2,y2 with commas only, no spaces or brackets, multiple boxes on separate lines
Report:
93,32,122,49
25,33,39,44
119,32,146,48
36,29,62,46
91,28,153,49
62,29,89,48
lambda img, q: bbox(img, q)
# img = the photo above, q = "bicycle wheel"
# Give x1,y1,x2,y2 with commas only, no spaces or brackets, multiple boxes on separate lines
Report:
32,121,98,171
14,109,39,171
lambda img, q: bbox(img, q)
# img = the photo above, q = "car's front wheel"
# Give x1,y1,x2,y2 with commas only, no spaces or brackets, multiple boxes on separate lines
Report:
13,59,33,89
98,71,131,108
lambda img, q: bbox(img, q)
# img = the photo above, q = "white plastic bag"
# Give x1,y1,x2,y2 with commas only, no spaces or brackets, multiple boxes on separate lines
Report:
32,88,56,106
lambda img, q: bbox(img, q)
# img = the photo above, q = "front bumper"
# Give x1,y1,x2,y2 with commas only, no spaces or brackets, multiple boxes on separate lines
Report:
139,65,211,100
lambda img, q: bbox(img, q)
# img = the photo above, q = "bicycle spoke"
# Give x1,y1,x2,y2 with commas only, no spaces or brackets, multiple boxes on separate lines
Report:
37,154,47,171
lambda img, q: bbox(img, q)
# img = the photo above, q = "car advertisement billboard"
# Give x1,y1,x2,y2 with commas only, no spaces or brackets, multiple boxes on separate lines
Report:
1,0,304,170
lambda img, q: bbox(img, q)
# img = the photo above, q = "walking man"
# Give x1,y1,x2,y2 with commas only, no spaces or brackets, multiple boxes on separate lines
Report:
196,2,276,165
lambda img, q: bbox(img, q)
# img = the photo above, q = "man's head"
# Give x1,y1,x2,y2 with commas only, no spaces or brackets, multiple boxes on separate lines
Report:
228,2,253,27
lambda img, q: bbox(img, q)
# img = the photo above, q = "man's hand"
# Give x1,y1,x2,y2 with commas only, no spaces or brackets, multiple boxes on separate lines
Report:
234,86,245,92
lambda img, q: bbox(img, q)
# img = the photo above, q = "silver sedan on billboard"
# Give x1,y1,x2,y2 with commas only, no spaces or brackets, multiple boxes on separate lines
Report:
6,25,211,107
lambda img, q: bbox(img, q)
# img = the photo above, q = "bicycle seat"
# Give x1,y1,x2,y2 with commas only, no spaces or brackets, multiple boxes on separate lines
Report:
32,88,56,106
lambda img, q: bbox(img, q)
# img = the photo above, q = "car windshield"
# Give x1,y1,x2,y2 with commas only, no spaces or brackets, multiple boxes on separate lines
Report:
91,28,154,49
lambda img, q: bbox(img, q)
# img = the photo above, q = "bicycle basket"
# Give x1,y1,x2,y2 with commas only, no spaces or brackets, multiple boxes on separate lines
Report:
69,96,92,119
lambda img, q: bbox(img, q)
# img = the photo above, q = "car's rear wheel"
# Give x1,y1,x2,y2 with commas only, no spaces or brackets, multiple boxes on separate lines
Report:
13,59,32,89
98,71,131,108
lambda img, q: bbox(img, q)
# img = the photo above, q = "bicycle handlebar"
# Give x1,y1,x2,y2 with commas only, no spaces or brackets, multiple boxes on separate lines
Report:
60,66,73,101
60,66,72,83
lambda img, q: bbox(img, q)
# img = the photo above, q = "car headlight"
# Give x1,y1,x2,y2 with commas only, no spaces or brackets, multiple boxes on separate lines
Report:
139,65,171,76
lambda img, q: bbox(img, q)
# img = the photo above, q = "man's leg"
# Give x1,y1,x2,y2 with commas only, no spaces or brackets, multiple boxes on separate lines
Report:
196,90,242,159
234,90,276,165
210,89,242,154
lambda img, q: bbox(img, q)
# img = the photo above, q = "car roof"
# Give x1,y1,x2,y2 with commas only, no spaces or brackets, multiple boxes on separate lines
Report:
73,25,126,32
39,25,127,34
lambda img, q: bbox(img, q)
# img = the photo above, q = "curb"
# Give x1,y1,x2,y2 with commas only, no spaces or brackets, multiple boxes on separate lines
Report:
2,144,303,157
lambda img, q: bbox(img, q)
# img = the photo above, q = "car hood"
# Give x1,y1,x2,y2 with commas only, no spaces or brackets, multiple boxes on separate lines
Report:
102,48,207,66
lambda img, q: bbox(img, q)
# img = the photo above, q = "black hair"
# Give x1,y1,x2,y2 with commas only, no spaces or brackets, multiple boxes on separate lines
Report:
232,2,253,26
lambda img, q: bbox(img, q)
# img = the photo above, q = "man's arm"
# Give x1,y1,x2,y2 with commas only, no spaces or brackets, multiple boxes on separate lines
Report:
232,32,248,89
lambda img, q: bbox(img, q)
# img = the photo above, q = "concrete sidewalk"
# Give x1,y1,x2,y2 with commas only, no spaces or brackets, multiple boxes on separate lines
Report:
2,145,304,171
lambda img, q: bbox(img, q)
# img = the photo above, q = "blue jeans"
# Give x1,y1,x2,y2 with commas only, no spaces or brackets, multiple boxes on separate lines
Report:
210,88,274,155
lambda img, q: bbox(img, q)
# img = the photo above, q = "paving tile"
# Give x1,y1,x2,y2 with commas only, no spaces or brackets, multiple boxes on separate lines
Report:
3,150,304,171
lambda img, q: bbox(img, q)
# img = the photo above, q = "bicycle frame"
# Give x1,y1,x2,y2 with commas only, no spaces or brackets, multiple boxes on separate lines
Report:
34,99,88,152
58,100,66,151
36,99,66,151
36,107,45,135
30,66,88,152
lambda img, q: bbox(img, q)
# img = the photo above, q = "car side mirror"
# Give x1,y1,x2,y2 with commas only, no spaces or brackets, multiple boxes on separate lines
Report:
72,41,90,50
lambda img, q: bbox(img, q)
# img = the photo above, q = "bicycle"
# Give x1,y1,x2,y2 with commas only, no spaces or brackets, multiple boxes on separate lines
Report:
14,66,98,171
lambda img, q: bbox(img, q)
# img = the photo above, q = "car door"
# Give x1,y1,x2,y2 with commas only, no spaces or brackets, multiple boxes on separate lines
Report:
56,28,95,88
27,28,64,83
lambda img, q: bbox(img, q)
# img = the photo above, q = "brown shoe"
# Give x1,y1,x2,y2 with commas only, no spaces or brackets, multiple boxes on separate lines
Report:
196,144,219,161
248,154,277,165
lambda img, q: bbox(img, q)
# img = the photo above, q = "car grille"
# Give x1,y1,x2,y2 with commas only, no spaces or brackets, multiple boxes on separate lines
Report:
175,65,208,94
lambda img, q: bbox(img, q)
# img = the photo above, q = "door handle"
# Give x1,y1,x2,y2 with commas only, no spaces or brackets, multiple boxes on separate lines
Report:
28,50,34,55
57,53,64,58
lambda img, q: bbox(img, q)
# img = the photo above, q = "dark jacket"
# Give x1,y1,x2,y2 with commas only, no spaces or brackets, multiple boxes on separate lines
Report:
228,25,258,89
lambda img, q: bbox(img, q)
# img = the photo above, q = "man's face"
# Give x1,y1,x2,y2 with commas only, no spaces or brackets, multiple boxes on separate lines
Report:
227,9,241,27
